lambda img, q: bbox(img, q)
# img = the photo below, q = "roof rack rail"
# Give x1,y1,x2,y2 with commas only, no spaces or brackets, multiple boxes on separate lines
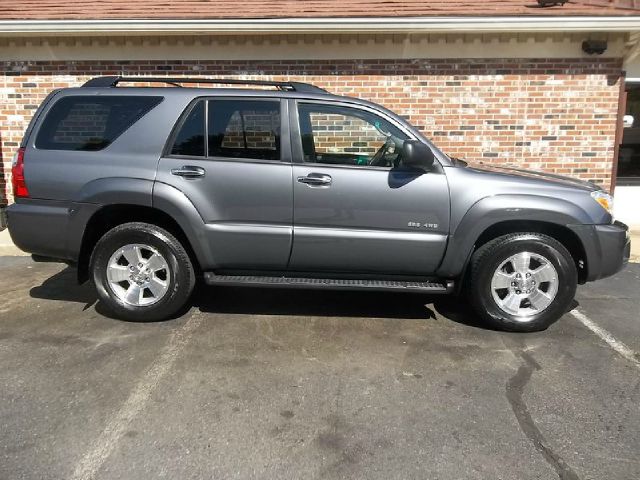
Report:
81,76,328,94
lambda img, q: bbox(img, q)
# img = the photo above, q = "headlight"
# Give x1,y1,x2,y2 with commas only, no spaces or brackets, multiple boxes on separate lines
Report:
590,190,614,214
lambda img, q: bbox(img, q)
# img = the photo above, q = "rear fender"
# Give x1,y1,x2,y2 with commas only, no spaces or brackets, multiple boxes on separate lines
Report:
152,181,216,268
68,178,155,260
73,180,215,282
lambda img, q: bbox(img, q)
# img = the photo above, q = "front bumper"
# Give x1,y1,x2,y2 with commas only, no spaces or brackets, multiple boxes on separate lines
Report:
594,220,630,280
570,221,630,282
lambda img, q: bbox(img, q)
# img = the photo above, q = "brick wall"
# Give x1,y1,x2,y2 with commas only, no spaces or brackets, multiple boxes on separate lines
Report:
0,58,623,206
221,110,279,151
50,101,112,146
310,113,389,156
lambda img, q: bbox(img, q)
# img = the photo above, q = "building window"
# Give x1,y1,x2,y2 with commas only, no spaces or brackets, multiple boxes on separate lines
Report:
619,86,640,185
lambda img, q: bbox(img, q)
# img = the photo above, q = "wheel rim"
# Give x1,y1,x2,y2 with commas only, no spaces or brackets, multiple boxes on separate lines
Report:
106,244,170,307
490,251,559,319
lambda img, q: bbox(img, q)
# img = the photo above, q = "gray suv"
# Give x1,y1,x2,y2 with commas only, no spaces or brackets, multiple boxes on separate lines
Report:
7,76,630,332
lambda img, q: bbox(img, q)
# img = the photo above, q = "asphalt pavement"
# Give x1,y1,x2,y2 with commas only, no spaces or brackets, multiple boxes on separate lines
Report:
0,256,638,480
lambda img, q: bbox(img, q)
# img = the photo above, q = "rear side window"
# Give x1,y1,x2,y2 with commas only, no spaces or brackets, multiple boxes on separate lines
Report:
35,95,162,151
207,99,281,161
169,98,281,161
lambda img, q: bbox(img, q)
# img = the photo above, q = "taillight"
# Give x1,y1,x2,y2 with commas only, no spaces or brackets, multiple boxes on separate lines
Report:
11,147,29,198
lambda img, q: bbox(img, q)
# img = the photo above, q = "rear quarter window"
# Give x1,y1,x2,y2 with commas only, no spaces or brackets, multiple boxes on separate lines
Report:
170,100,205,157
35,95,163,151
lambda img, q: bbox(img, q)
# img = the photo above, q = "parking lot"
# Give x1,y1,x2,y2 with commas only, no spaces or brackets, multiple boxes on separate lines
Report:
0,255,638,480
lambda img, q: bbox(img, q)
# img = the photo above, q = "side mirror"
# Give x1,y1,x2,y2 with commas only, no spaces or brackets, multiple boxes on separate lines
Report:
402,140,435,171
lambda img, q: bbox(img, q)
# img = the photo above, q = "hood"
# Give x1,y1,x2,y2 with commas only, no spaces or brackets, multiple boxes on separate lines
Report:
459,161,602,192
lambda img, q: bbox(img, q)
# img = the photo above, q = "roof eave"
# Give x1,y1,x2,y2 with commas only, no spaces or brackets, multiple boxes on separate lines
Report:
1,16,640,36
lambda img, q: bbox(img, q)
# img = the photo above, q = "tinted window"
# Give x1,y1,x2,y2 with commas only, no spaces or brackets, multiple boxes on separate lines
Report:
298,103,409,168
36,96,162,151
171,101,205,157
208,100,280,160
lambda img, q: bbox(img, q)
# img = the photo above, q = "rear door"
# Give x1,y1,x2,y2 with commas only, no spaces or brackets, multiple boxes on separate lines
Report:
156,97,293,270
289,100,450,275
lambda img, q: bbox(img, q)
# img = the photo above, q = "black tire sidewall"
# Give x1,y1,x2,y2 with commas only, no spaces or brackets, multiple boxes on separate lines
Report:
471,235,577,332
91,223,194,321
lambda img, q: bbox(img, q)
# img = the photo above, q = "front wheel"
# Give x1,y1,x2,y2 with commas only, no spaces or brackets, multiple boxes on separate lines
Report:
90,222,195,321
467,233,577,332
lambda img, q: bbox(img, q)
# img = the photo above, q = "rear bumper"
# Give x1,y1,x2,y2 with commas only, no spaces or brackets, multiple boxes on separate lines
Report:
570,221,630,282
6,199,99,262
7,200,71,259
0,206,7,230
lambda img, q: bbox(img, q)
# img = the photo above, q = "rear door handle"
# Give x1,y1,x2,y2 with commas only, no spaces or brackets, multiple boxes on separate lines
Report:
171,165,206,178
297,173,332,187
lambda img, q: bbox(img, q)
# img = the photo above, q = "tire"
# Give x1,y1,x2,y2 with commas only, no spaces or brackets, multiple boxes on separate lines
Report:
467,232,577,332
90,222,195,321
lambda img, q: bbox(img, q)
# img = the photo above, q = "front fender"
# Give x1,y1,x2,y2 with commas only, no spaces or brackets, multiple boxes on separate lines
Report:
436,194,593,278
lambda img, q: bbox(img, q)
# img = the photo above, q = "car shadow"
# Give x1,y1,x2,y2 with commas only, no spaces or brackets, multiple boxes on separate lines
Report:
29,266,98,309
29,266,494,329
192,284,442,320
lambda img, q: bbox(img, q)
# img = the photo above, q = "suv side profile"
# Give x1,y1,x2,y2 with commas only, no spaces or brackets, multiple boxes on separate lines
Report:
8,76,630,332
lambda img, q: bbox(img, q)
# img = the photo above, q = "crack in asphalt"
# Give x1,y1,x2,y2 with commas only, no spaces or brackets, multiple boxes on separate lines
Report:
506,350,581,480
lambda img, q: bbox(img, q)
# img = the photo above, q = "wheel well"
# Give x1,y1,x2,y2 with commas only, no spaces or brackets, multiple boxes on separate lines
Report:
474,220,588,283
77,204,199,283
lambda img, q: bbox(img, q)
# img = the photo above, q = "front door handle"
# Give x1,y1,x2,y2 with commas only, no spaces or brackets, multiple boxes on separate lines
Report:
297,173,332,187
171,165,206,178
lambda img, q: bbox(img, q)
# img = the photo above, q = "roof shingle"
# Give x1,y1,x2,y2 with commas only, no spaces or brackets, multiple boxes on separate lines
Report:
0,0,638,21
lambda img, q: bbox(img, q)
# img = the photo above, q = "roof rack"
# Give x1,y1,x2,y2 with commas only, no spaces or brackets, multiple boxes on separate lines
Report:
81,76,328,94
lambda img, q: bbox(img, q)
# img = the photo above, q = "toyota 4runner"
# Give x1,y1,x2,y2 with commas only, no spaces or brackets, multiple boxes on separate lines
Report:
7,76,631,331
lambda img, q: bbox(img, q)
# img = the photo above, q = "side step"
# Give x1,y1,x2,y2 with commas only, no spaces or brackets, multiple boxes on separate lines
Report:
204,273,454,294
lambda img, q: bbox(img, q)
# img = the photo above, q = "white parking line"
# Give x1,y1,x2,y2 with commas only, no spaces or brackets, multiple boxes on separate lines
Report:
70,312,203,480
570,309,640,369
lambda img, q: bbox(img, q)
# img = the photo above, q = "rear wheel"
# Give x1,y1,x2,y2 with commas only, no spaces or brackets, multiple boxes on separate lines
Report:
467,233,577,332
90,222,195,321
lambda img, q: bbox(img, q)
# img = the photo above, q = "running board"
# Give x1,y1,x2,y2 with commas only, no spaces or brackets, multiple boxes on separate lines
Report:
204,273,454,293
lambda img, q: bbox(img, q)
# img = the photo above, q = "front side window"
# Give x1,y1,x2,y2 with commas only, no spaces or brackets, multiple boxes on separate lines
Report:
208,99,281,161
36,95,162,151
297,103,409,168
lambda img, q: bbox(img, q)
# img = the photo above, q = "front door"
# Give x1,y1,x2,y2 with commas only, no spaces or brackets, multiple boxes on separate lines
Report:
156,97,292,270
289,100,450,276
